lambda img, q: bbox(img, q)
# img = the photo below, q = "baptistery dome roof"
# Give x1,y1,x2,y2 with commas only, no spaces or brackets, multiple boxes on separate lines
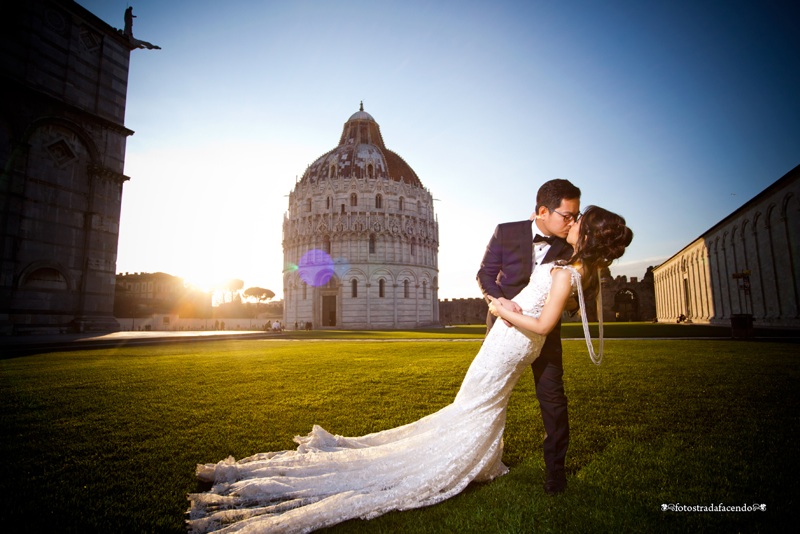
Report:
300,103,421,187
348,109,375,121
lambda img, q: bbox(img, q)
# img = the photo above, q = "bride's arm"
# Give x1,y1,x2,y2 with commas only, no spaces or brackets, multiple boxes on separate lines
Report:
488,268,573,335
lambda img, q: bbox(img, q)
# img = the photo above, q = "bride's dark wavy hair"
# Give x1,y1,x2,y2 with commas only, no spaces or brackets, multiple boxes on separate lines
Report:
563,205,633,298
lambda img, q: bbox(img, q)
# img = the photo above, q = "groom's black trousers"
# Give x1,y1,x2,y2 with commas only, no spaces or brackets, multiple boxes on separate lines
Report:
531,323,569,474
485,314,570,474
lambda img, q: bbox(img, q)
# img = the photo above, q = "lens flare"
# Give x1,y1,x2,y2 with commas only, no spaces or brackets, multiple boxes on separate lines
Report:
298,249,335,286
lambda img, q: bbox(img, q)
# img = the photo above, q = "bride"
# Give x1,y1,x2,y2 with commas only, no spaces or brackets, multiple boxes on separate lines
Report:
187,205,633,533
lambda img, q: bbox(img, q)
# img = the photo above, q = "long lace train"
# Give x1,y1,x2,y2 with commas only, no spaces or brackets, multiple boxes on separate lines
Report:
187,266,582,533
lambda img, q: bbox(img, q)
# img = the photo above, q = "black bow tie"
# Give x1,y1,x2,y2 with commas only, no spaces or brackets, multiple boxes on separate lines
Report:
533,234,555,245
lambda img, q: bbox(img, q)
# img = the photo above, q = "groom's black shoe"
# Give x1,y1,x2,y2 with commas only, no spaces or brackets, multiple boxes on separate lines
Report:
544,469,567,495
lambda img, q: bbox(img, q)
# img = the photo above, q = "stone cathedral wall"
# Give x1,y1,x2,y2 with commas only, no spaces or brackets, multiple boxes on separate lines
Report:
1,0,134,333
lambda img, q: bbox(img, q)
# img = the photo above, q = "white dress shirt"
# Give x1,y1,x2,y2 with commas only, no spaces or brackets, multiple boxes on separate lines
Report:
532,221,551,272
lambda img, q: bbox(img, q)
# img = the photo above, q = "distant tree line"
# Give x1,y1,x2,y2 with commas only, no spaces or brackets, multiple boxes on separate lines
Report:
114,274,279,319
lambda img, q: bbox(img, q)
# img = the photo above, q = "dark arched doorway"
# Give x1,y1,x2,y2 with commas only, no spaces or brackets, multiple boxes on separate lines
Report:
613,288,639,321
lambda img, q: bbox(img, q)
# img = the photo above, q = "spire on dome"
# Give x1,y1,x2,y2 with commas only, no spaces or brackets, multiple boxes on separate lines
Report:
347,103,375,123
300,107,422,187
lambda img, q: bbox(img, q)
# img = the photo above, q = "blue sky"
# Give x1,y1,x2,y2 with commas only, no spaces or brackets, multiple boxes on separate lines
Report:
78,0,799,299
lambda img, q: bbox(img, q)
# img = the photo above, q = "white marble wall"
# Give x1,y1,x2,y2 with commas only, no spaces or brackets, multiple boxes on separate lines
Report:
654,167,799,327
283,174,440,329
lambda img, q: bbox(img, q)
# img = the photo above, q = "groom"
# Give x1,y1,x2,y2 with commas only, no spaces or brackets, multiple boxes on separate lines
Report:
476,178,581,495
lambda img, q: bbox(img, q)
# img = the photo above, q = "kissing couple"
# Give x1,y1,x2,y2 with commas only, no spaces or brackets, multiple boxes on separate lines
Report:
188,178,633,533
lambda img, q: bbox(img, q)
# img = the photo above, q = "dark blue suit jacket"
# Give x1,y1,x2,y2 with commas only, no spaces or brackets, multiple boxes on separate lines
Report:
476,219,574,350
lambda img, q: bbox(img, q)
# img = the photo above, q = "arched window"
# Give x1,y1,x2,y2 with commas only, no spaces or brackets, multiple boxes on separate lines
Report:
324,236,331,254
375,194,383,209
422,280,427,299
379,279,385,298
341,203,345,214
404,279,409,298
351,279,358,298
399,197,404,211
765,204,776,229
350,193,358,206
315,271,332,287
20,267,68,290
306,198,312,212
369,234,376,254
410,240,416,256
330,165,337,178
367,164,374,178
326,196,331,209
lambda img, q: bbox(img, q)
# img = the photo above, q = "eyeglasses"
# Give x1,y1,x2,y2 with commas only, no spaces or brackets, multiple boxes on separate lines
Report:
551,209,582,223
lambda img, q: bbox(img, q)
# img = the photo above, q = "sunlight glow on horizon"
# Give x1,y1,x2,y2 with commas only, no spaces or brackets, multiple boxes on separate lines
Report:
85,0,800,301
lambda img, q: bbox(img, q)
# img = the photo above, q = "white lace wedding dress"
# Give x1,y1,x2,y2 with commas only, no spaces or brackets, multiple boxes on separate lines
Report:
187,266,581,533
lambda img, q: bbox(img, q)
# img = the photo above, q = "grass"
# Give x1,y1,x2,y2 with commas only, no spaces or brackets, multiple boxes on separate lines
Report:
1,334,797,532
280,321,798,340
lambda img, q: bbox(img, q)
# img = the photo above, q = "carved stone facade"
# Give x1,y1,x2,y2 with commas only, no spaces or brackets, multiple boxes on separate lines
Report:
0,0,133,333
283,105,439,329
654,165,799,328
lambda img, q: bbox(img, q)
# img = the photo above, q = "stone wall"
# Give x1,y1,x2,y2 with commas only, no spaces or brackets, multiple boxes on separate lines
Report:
440,267,657,327
596,269,657,323
439,298,488,326
116,315,282,332
0,0,133,333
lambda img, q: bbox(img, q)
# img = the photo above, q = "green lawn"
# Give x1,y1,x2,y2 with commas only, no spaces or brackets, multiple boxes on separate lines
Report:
281,321,798,340
1,335,797,532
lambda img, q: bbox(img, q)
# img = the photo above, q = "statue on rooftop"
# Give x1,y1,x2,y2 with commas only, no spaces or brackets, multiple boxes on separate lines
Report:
124,7,161,50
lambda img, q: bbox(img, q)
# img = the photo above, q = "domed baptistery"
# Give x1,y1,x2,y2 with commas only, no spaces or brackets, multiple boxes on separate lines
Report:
282,104,439,329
